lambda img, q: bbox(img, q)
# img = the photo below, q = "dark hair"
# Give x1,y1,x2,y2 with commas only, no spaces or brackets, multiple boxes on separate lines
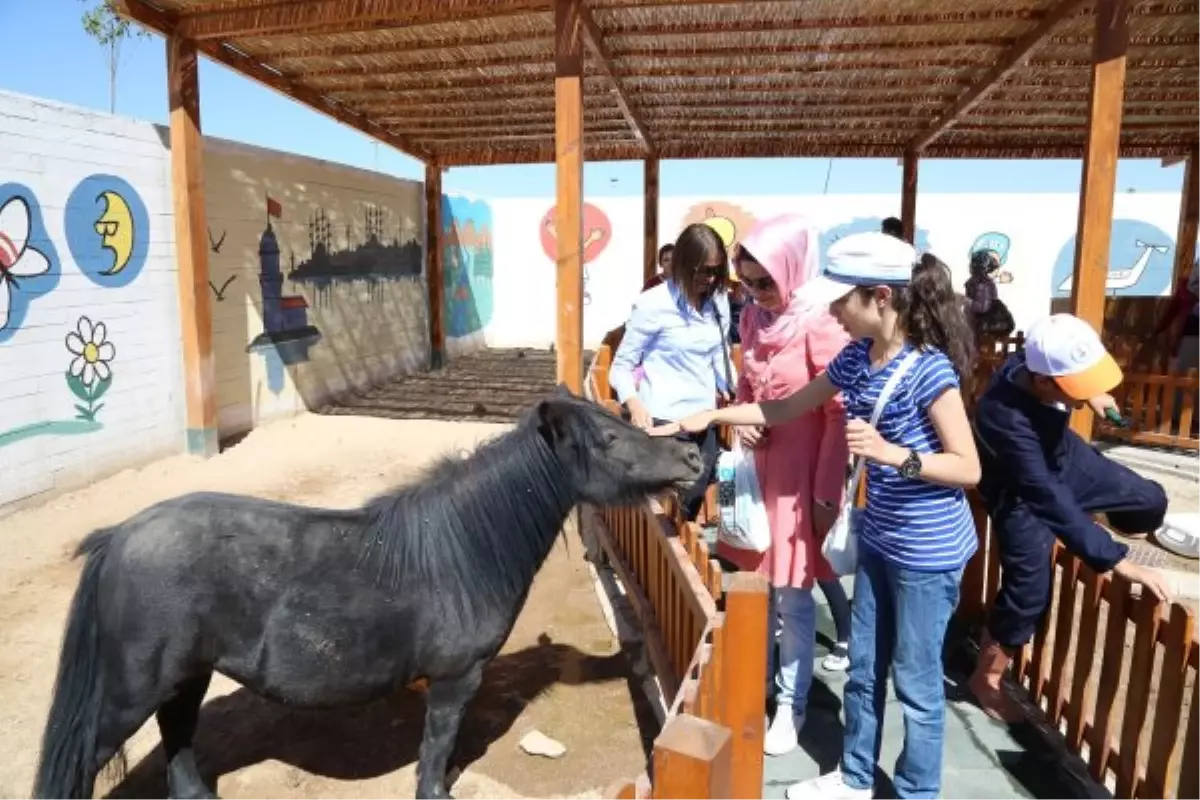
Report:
881,217,904,238
857,253,975,377
672,223,729,306
658,243,674,261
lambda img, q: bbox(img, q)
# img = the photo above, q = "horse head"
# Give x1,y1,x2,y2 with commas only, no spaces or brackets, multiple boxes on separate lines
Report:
532,390,703,506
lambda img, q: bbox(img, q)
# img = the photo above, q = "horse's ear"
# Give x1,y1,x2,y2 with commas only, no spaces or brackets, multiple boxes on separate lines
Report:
536,399,568,444
554,382,573,398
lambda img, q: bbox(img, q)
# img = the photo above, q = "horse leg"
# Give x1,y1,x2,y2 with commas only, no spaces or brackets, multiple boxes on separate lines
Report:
157,672,216,799
415,662,485,800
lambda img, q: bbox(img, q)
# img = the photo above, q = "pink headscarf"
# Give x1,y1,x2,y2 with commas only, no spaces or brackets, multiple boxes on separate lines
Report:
736,213,824,355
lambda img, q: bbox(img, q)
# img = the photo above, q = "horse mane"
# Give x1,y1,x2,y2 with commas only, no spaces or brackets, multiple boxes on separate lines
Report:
356,402,592,616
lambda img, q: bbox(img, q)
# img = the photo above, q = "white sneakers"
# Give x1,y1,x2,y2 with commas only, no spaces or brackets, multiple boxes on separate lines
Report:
1154,513,1200,560
785,770,873,800
764,709,802,756
822,641,850,672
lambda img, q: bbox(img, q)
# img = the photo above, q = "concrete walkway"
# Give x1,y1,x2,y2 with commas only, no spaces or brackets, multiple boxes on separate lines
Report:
763,578,1088,800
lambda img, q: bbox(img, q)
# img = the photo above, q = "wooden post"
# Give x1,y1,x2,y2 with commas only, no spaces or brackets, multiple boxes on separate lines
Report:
555,0,584,393
167,35,218,457
1172,150,1198,287
651,714,733,799
1068,0,1130,440
900,150,919,244
644,157,659,286
718,573,769,799
424,163,445,370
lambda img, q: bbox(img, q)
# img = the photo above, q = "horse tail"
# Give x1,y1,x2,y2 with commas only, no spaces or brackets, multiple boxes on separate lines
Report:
33,528,116,799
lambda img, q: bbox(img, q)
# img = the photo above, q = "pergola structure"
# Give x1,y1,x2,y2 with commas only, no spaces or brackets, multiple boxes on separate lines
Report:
115,0,1197,454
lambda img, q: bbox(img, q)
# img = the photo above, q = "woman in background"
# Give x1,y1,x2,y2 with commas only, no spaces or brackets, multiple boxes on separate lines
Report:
719,214,854,756
610,223,735,521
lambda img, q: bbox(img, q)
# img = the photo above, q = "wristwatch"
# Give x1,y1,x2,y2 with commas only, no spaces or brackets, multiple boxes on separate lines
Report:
899,449,922,479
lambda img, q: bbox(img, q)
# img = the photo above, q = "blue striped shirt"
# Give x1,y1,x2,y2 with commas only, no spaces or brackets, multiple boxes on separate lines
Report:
610,281,735,421
825,339,977,572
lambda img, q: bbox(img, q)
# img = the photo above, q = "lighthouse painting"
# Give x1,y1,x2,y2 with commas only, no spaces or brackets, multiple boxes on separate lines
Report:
246,196,321,366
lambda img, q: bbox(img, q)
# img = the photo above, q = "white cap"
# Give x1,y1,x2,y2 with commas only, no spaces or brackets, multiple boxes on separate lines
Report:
1024,314,1123,401
798,231,918,308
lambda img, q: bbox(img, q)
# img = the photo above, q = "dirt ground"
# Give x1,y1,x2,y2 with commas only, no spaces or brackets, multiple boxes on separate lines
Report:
0,414,651,799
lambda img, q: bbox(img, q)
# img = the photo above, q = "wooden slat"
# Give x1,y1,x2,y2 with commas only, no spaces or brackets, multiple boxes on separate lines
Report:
554,0,584,394
166,34,218,457
1173,150,1199,286
644,158,659,286
1141,604,1194,799
721,574,769,799
1028,555,1059,707
1089,574,1130,781
652,714,733,799
900,150,919,243
908,0,1092,150
1179,667,1199,800
424,164,445,369
1115,593,1163,798
959,493,989,623
1067,0,1131,441
1048,557,1081,727
1066,568,1105,751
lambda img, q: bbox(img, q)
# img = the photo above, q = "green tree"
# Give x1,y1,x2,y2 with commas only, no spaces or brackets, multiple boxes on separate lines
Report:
79,0,148,114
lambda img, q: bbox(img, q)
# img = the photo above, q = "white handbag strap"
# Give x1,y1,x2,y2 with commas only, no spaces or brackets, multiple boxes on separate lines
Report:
845,348,922,505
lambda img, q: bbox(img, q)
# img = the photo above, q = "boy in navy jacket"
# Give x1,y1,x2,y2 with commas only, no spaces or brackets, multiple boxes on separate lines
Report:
969,313,1171,722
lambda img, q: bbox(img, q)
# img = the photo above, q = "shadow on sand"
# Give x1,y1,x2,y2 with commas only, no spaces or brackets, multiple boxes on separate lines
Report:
105,635,644,798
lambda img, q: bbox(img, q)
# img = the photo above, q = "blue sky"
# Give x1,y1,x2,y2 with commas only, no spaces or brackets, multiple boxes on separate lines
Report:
2,0,1188,199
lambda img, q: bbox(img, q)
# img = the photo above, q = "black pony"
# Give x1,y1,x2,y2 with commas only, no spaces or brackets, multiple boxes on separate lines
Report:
34,388,702,799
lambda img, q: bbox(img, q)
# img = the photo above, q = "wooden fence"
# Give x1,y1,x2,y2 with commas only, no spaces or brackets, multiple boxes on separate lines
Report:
958,493,1199,799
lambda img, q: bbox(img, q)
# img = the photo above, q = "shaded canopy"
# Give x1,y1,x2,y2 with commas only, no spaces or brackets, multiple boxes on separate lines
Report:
120,0,1197,166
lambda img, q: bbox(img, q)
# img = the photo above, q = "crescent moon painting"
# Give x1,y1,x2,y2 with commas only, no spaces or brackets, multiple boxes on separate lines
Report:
65,174,149,289
94,190,134,275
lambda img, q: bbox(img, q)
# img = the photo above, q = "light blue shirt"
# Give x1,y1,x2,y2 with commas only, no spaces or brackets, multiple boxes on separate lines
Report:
610,280,736,422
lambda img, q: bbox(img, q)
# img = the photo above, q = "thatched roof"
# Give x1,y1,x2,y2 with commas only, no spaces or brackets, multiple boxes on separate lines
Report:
117,0,1198,166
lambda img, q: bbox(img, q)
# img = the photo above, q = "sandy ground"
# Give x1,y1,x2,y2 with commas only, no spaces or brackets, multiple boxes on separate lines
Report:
0,414,650,799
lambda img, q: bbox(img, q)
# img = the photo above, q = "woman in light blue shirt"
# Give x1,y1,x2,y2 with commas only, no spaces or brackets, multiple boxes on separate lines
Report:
610,222,736,520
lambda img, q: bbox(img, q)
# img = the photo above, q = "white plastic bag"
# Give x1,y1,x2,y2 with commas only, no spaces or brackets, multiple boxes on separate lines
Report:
821,469,863,576
716,440,771,553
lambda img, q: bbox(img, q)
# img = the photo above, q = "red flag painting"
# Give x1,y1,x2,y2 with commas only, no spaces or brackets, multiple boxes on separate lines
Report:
266,196,282,219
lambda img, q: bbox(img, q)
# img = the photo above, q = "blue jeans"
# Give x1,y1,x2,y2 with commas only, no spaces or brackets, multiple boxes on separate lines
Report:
766,586,816,720
841,554,963,799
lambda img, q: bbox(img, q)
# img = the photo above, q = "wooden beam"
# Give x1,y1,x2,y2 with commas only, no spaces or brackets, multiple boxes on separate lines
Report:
167,35,218,456
1173,150,1199,286
644,158,659,286
113,0,430,162
425,164,445,370
720,573,769,799
177,0,545,41
1069,0,1131,440
571,6,653,152
432,139,1188,167
901,150,919,244
555,0,584,394
651,715,733,799
908,0,1092,151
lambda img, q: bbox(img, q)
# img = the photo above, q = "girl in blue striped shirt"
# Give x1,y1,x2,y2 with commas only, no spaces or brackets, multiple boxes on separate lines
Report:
657,233,981,800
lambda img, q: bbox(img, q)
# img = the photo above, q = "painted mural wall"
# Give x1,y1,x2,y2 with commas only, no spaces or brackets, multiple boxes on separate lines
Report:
202,138,427,435
0,92,436,509
482,192,1184,349
0,90,183,508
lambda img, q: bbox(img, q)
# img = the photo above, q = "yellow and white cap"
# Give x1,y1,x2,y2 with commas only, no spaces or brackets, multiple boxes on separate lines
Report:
1024,313,1123,400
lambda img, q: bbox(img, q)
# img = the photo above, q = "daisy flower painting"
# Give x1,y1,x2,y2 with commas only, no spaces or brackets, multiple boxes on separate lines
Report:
65,316,116,422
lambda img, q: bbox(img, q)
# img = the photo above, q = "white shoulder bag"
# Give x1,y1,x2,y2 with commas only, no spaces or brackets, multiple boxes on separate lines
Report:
821,349,921,576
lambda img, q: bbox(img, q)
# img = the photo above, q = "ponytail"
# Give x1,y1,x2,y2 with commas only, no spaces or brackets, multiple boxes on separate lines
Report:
895,254,976,378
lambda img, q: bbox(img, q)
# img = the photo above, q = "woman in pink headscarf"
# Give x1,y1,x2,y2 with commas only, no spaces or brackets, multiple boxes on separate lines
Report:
719,213,853,756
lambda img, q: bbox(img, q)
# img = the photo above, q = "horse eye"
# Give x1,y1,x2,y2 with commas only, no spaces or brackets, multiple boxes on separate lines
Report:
602,431,619,447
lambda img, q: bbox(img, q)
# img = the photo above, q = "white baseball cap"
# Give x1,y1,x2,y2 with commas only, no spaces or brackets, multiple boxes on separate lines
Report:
1024,313,1123,400
798,231,918,308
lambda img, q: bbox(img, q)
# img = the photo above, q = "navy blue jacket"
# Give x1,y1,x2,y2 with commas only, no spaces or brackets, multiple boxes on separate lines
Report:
973,354,1128,572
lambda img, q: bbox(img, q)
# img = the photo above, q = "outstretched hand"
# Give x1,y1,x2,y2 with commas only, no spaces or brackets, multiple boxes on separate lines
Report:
647,421,681,437
648,411,715,437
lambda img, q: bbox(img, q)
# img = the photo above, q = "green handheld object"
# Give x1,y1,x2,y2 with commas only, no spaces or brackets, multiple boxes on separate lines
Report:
1105,407,1130,428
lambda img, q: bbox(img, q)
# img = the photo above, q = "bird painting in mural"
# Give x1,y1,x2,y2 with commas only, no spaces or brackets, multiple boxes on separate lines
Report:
208,227,227,254
1055,238,1169,292
0,195,52,330
94,190,135,275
